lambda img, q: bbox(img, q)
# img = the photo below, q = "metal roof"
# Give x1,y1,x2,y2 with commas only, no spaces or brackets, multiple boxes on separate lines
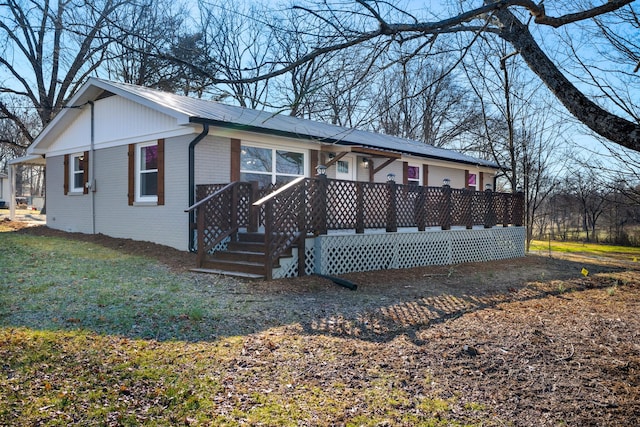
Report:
87,79,500,168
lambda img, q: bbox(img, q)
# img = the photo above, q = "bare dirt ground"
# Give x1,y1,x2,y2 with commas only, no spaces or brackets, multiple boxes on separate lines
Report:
4,219,640,425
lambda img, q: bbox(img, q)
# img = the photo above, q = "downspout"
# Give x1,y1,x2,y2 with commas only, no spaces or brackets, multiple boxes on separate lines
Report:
188,123,210,251
88,101,96,234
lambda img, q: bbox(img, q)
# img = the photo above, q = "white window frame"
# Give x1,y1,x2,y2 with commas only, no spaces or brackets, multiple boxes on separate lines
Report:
135,141,158,203
240,144,306,186
70,152,85,193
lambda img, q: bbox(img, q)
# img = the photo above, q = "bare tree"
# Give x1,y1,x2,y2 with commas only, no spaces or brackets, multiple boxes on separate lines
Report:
0,0,134,145
372,57,481,147
461,37,570,249
208,1,639,152
195,0,276,108
104,0,214,97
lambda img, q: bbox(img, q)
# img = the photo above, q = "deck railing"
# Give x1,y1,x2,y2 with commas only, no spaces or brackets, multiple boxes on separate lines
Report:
189,178,524,274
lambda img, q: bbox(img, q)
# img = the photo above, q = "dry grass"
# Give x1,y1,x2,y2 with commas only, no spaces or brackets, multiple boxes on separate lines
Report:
1,227,639,426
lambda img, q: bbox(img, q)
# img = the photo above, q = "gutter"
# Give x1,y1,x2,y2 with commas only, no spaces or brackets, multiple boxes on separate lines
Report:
188,123,210,251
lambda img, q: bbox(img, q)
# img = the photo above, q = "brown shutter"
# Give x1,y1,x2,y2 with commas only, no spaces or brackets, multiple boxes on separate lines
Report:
423,164,429,186
128,144,135,205
83,151,89,194
230,138,241,182
479,172,484,191
157,139,165,205
403,162,409,186
63,154,69,195
465,169,470,189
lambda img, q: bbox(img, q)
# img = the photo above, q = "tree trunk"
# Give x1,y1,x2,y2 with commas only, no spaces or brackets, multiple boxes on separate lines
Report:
495,9,640,152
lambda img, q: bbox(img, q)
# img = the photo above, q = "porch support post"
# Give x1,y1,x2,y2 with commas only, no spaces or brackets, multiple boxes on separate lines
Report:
356,182,364,234
484,188,495,228
386,178,397,232
441,183,451,231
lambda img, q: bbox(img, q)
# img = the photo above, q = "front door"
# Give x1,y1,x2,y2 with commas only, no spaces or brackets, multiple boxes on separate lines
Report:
335,155,355,181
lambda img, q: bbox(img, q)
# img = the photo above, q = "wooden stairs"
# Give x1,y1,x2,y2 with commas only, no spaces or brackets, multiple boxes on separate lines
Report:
191,232,293,279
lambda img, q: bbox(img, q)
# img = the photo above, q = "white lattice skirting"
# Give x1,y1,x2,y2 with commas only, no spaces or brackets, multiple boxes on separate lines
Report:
272,227,526,278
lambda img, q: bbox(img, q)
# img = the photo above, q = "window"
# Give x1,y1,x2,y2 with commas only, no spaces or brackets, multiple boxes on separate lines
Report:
468,173,477,190
240,145,305,187
64,152,88,195
407,165,421,185
71,153,86,192
129,139,164,205
337,160,349,174
138,142,158,200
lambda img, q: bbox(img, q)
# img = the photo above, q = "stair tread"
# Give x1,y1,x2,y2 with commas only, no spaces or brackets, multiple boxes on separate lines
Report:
207,259,263,266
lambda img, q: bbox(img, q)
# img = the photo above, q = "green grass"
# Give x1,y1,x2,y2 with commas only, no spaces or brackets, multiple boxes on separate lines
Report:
530,239,640,260
0,233,226,341
5,232,638,425
0,231,494,426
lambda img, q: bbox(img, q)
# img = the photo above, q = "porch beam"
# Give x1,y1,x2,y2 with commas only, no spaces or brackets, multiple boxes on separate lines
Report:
319,145,402,160
350,146,401,159
324,151,348,169
372,158,396,176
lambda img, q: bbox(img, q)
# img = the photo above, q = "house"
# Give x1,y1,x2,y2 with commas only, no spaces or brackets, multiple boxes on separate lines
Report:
12,78,524,278
0,171,8,208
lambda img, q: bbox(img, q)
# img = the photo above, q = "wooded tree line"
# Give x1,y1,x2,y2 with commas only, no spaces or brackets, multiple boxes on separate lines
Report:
1,0,638,245
534,175,640,246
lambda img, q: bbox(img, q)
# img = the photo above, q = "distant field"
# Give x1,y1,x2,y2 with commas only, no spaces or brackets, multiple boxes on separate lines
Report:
530,239,640,259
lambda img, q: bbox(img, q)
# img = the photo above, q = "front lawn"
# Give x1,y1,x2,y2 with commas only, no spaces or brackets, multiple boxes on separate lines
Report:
2,230,639,425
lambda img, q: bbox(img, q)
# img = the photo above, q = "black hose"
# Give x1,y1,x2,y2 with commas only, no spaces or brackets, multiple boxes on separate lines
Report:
316,274,357,290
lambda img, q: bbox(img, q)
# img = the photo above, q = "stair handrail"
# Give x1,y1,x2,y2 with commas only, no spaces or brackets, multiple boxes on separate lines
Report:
185,182,236,213
185,181,240,268
253,176,307,279
251,176,306,208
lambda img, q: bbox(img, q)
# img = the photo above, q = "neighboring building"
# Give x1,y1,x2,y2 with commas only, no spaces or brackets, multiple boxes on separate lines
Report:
0,172,8,208
13,78,524,278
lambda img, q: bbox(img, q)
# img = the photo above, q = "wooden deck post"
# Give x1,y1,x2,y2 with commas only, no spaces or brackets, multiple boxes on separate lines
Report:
484,188,495,228
315,174,328,236
196,206,205,268
230,183,238,239
264,202,274,280
297,184,307,276
356,182,365,234
502,193,509,227
416,186,427,232
464,188,473,229
441,183,451,231
514,189,525,226
248,181,260,233
386,177,397,232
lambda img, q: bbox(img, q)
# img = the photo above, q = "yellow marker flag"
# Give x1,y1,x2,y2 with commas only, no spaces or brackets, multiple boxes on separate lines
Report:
581,268,589,277
634,257,638,262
